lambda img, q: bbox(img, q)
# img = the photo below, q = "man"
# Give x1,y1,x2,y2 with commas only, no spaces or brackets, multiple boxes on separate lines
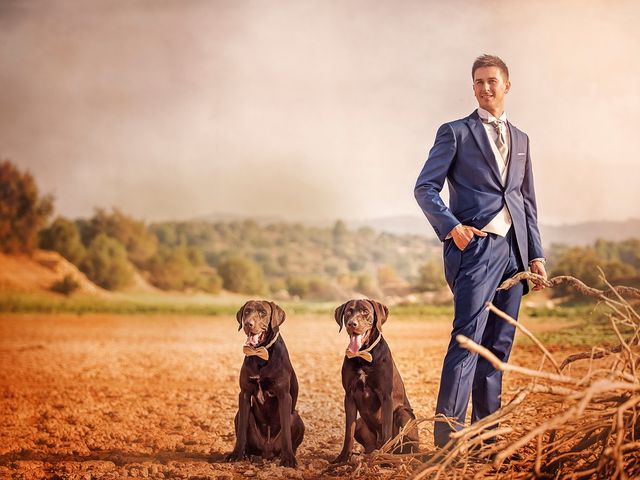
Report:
414,54,547,448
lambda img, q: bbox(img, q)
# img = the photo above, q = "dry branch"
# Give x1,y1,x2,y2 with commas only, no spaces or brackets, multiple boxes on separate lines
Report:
486,301,562,373
560,345,624,370
497,272,640,299
455,334,579,385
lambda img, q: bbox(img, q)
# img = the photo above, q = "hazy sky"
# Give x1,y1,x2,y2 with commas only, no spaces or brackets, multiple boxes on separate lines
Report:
1,0,639,225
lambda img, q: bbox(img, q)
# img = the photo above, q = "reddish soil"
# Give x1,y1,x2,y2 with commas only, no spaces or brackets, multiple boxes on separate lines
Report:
0,251,105,295
0,312,566,479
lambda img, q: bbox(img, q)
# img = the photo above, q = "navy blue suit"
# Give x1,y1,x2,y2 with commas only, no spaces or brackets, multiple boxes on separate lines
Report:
414,109,544,447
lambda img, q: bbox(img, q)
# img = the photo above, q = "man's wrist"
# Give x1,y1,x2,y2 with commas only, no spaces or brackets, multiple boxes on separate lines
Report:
529,257,546,265
445,223,462,240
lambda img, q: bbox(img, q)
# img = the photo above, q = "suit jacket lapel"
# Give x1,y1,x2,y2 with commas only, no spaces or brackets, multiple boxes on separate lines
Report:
467,111,502,185
505,124,521,189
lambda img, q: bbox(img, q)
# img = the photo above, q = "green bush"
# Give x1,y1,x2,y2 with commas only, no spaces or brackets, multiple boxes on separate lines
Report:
286,276,310,297
80,234,134,290
51,274,80,296
415,259,447,291
551,246,637,297
356,274,382,298
39,216,86,265
199,268,223,294
78,208,157,267
307,277,335,301
217,255,266,294
146,246,222,293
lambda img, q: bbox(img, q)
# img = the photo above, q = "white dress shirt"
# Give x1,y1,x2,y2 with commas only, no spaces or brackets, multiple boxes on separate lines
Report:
476,107,512,237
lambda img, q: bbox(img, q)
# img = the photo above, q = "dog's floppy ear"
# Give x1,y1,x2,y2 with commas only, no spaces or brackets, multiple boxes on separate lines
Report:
236,302,248,331
269,301,286,330
368,300,389,332
334,301,349,332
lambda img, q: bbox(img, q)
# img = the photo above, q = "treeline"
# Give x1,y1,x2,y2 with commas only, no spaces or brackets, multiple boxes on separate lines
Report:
2,160,639,300
548,239,640,297
36,214,444,298
0,160,443,298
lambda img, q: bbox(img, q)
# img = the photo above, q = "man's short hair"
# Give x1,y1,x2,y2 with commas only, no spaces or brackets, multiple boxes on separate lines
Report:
472,54,509,80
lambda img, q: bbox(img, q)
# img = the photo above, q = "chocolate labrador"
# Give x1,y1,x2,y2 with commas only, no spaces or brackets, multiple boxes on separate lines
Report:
227,300,304,467
333,299,419,463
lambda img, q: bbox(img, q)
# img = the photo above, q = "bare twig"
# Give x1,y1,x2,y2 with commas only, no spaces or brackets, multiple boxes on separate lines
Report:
487,301,562,374
456,335,579,385
561,345,623,370
497,272,640,299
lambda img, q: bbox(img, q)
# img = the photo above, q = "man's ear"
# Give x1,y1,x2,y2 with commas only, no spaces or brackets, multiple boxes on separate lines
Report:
236,302,248,331
269,302,286,330
368,300,389,332
334,301,349,332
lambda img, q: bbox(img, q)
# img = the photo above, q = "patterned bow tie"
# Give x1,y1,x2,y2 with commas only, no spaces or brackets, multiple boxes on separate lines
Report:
345,333,382,363
243,331,280,361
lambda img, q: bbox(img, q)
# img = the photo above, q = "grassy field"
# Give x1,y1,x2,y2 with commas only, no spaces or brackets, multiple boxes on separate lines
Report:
0,292,454,317
0,290,626,348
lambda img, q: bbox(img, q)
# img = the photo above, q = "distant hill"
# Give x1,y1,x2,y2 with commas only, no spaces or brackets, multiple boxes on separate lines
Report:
348,215,438,239
346,216,640,247
150,220,442,285
193,213,640,246
540,219,640,246
192,212,286,225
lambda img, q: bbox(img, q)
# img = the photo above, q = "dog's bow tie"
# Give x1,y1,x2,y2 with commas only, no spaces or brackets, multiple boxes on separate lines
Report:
345,333,382,363
243,331,280,361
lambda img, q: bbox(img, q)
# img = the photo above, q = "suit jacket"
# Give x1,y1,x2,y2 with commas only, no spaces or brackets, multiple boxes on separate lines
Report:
414,109,544,273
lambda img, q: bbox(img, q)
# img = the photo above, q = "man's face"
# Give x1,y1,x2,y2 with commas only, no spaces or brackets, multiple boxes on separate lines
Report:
473,66,510,115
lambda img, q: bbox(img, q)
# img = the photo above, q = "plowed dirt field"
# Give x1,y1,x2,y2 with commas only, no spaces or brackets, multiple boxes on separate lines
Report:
0,312,568,479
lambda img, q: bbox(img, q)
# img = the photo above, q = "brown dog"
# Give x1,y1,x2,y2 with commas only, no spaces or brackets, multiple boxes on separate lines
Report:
333,299,419,463
227,300,304,467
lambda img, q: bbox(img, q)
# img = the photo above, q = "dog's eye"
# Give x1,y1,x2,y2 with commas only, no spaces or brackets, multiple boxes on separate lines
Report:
259,311,266,317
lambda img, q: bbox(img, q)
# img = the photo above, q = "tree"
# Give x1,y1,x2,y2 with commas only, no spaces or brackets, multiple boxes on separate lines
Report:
356,274,382,298
551,247,602,296
332,220,348,244
377,264,401,287
79,208,157,267
286,276,310,297
80,234,134,290
146,245,222,293
152,223,178,246
416,259,447,291
0,160,53,253
551,246,636,297
217,256,266,294
39,216,86,265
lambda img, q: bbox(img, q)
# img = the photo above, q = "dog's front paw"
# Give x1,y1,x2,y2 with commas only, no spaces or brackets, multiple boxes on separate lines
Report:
331,452,351,464
280,452,297,468
226,450,246,462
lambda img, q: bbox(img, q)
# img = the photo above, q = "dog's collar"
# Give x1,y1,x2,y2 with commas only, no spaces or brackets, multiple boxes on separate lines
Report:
345,332,382,363
243,331,280,361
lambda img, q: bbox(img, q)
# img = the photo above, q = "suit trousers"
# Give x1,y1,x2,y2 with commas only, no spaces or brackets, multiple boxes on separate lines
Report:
434,228,524,447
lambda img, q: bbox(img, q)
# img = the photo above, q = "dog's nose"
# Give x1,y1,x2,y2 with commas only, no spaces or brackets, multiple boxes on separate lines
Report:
347,319,358,328
244,319,254,328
